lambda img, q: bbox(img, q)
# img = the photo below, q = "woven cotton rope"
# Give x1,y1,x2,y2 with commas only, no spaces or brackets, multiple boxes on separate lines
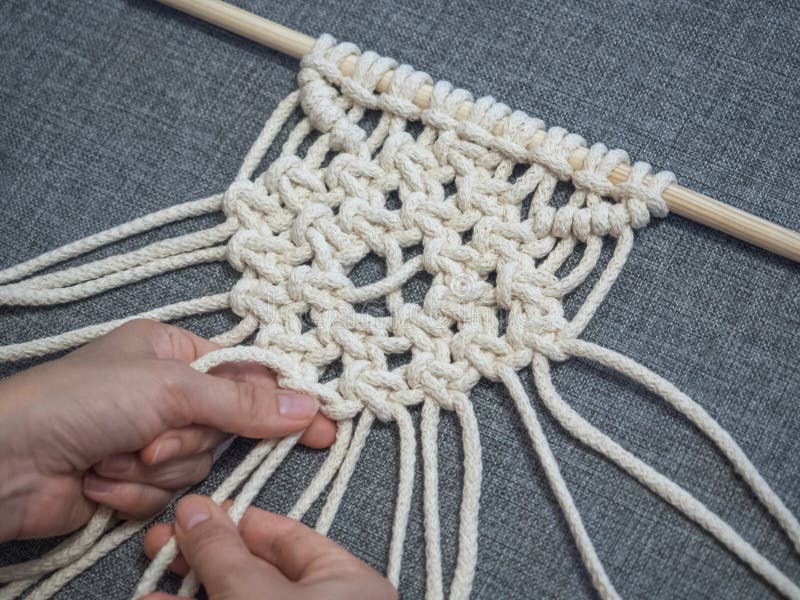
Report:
1,35,799,599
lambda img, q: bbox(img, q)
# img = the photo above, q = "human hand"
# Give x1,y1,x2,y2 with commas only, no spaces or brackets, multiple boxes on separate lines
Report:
0,319,335,542
142,495,396,600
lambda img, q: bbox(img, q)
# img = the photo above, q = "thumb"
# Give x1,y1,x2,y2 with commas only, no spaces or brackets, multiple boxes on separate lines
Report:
164,362,320,439
173,495,287,598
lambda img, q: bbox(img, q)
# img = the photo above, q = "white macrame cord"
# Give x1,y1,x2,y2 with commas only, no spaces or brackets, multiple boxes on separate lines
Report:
1,35,798,600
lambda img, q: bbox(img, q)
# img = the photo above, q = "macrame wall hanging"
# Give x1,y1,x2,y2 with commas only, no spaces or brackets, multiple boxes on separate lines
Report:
1,1,799,599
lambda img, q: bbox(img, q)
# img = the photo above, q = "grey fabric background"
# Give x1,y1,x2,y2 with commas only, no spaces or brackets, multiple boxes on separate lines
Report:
1,0,799,598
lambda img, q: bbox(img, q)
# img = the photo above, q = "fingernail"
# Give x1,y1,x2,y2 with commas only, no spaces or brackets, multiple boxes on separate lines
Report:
278,391,317,419
99,453,133,474
84,473,113,494
176,496,211,532
151,437,182,465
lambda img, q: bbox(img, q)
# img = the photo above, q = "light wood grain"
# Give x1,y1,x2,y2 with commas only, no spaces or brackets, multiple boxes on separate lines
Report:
156,0,800,263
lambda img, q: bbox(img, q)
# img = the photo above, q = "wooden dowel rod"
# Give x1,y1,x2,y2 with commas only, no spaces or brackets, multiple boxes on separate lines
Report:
156,0,800,263
158,0,315,58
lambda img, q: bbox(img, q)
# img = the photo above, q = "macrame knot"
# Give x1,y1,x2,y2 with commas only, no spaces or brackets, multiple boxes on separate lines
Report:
229,277,261,320
405,354,473,411
496,261,559,307
502,110,546,149
391,303,451,349
378,131,420,173
226,228,256,273
222,179,259,219
420,227,465,277
340,50,397,109
450,327,529,381
529,198,636,241
520,316,568,360
290,202,335,249
338,359,400,422
263,154,299,189
299,78,345,132
465,109,547,167
470,97,512,135
299,34,358,86
330,117,367,154
285,265,315,303
454,97,539,171
496,259,569,363
381,64,432,120
572,144,630,198
445,272,492,309
524,332,570,362
529,127,586,181
323,154,371,198
299,52,371,155
612,161,674,225
421,80,473,130
288,267,352,312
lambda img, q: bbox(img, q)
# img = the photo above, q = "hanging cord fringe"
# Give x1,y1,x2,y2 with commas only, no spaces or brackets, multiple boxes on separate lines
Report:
289,420,354,520
530,352,800,600
0,437,237,600
173,434,302,598
1,221,234,293
499,365,620,600
151,417,358,598
386,407,416,586
421,401,444,600
0,90,302,368
562,338,800,554
131,433,279,598
7,520,156,600
0,247,227,306
449,399,482,600
0,196,223,286
0,508,114,584
0,293,231,363
315,412,374,535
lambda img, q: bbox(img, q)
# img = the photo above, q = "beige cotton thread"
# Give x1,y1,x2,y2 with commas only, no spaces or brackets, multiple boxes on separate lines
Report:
1,34,799,599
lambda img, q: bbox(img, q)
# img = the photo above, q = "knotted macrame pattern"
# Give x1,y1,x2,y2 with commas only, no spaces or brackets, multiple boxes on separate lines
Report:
1,35,799,600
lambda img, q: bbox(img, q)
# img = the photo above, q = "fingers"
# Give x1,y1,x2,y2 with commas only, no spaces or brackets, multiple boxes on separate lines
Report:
172,496,291,598
94,452,213,488
236,507,357,581
162,363,321,440
138,416,335,480
144,502,395,600
140,417,337,464
140,426,229,465
74,319,219,363
142,504,346,582
82,475,174,520
143,499,234,577
235,510,397,599
85,453,212,519
121,319,220,363
88,320,338,447
298,413,338,449
143,522,190,576
205,361,337,449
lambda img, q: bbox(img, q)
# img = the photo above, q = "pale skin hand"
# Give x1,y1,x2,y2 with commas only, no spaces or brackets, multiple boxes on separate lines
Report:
0,319,337,542
142,495,397,600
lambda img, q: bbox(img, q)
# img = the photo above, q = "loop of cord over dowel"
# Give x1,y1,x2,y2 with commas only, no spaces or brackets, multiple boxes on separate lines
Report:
154,0,800,263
